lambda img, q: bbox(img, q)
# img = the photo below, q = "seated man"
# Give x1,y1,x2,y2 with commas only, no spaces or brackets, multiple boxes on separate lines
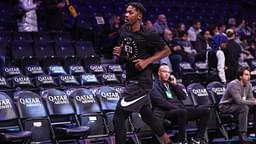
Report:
219,67,256,143
150,64,210,144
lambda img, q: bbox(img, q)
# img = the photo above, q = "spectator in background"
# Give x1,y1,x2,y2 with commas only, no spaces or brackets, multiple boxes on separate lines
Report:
219,67,256,143
175,22,186,38
103,15,121,58
212,23,227,51
41,0,65,31
187,20,202,45
17,0,41,32
195,30,212,62
239,35,254,61
163,28,183,79
216,39,228,84
177,31,196,65
248,40,256,58
152,14,169,35
228,17,236,27
150,64,210,144
225,29,241,82
144,20,153,31
236,20,253,38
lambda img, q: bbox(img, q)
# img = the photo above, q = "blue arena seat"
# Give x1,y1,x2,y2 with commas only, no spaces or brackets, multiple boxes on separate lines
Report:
0,92,32,143
69,88,113,143
13,91,54,143
41,88,90,143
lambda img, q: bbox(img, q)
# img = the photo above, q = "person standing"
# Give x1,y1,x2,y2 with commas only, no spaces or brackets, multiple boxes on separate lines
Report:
225,29,241,82
17,0,41,32
113,2,171,144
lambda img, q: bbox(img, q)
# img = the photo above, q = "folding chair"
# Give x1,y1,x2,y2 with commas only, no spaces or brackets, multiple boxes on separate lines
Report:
206,81,229,140
41,88,90,143
0,92,32,144
13,90,55,143
11,40,38,67
95,86,140,144
69,88,114,144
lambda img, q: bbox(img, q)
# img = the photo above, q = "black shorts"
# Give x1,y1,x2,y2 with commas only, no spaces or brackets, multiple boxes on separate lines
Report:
117,81,151,112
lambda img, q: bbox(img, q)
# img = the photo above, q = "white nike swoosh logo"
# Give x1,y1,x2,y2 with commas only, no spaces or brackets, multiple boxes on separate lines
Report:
120,95,146,107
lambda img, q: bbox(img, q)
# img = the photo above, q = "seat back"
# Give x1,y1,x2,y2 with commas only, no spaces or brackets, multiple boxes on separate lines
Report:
186,83,212,107
95,86,121,134
95,86,120,111
0,92,17,121
11,41,33,59
206,81,225,104
179,62,194,73
48,65,67,77
33,32,52,41
80,73,100,86
14,91,47,118
55,41,75,57
70,88,101,114
101,73,120,85
178,83,193,106
58,75,80,88
107,64,123,74
75,41,96,57
195,62,208,73
41,89,74,116
34,41,54,57
13,91,53,143
69,88,108,136
3,66,22,78
24,66,44,77
53,32,71,42
35,75,58,88
69,65,85,76
0,76,11,89
11,75,35,89
88,64,105,75
13,32,33,41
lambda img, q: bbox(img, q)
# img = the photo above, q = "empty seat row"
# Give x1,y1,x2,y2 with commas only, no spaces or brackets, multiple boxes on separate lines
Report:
0,73,125,91
0,86,141,143
0,31,72,42
2,64,124,77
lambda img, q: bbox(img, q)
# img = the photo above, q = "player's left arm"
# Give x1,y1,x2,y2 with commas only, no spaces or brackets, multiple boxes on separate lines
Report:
133,45,171,71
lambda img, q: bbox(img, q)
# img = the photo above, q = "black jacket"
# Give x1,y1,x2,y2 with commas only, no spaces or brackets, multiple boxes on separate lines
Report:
150,79,186,110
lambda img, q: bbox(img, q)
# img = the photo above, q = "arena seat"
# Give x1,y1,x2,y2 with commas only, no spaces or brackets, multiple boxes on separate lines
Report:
12,32,33,42
179,62,197,86
47,65,67,77
55,41,80,69
11,40,39,67
95,86,140,143
13,90,54,143
0,92,32,143
68,65,85,76
80,73,101,87
10,75,35,90
24,65,44,77
53,32,71,42
58,74,80,89
41,88,90,143
35,75,58,89
69,88,113,144
206,81,229,140
3,66,21,77
101,73,120,85
33,32,52,42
